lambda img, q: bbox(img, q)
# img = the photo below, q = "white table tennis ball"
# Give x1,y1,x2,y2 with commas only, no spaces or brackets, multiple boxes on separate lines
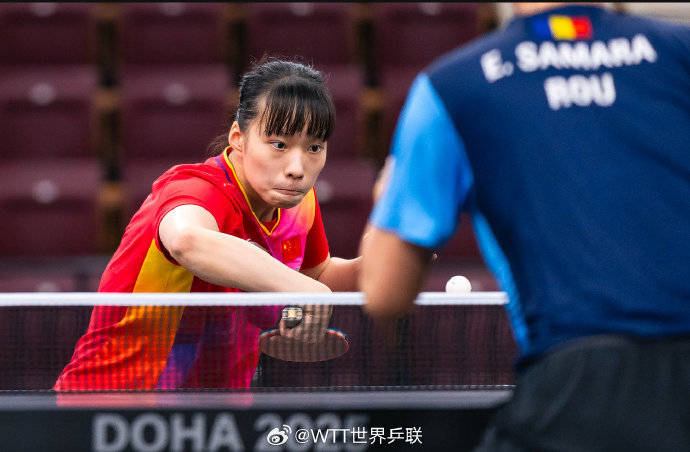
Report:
445,275,472,293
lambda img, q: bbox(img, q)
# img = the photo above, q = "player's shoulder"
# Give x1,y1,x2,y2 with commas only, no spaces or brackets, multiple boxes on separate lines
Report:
150,158,238,207
614,11,690,54
151,159,244,219
615,9,690,34
154,159,225,187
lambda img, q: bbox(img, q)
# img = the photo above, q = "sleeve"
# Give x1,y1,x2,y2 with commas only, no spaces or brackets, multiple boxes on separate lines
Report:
301,190,330,270
369,73,475,250
152,175,241,261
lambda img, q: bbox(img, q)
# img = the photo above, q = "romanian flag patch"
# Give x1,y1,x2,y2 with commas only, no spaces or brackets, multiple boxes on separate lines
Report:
533,15,593,41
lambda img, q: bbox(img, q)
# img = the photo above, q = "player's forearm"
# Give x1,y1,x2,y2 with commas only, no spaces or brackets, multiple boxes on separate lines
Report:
316,256,361,292
170,226,331,293
360,226,431,319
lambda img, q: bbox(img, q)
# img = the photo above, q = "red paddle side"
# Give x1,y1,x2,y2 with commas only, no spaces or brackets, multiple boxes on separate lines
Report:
259,328,350,362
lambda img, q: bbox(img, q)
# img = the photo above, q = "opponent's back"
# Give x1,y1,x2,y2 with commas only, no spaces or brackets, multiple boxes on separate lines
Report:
407,5,690,359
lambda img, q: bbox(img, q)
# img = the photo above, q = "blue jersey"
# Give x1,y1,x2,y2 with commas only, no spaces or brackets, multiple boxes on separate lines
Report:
371,5,690,362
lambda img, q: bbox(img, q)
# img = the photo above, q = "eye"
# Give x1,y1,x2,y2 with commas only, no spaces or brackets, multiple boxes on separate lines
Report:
308,144,324,154
270,141,286,151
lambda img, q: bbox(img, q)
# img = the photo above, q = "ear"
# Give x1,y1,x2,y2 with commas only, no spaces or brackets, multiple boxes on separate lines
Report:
228,121,245,156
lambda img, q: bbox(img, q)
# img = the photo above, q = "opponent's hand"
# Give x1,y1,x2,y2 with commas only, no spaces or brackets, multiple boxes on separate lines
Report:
279,304,333,343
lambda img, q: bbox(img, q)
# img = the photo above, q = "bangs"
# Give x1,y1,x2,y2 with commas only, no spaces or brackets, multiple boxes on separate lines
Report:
258,78,335,141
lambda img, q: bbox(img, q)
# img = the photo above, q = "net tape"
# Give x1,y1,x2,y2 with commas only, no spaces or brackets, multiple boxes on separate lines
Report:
0,291,508,306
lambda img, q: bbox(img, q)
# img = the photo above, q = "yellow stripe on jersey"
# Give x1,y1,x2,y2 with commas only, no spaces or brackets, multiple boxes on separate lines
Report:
133,239,195,293
106,239,193,388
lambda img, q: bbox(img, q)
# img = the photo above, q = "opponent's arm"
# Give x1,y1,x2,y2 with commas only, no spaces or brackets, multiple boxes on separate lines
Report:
361,74,472,319
359,224,432,319
159,204,331,293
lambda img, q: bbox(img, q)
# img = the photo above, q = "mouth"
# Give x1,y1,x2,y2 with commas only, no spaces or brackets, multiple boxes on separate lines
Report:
274,188,304,196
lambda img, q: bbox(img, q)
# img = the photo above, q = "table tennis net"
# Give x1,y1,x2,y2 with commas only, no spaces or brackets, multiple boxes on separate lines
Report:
0,293,517,391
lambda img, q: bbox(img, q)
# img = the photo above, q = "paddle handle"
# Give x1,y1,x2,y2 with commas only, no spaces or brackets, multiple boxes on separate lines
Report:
281,305,303,329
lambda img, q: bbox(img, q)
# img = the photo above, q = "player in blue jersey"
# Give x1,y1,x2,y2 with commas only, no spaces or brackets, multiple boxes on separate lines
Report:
361,3,690,450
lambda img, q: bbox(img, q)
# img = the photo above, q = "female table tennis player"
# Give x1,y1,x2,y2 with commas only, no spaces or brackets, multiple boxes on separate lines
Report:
54,59,361,391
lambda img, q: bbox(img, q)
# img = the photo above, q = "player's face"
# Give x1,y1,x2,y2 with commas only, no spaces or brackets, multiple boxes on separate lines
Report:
237,119,327,211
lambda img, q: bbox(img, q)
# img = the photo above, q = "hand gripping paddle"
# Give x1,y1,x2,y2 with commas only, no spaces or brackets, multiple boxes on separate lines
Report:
259,306,350,362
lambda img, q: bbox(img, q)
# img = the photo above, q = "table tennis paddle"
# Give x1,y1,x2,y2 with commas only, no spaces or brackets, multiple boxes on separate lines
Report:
258,306,350,362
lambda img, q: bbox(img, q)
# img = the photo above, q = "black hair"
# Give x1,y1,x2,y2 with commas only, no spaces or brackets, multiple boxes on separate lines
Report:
207,57,335,155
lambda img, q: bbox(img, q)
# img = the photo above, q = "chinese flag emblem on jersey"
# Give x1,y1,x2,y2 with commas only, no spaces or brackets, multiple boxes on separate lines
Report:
282,237,302,262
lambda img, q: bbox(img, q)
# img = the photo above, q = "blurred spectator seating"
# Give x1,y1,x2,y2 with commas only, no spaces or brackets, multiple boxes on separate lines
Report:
119,65,230,221
0,274,76,293
323,67,365,161
118,3,226,65
0,272,100,292
314,159,376,259
122,158,180,223
120,65,229,161
0,255,105,292
0,2,497,264
0,255,107,291
0,3,93,65
102,4,231,233
0,160,101,256
359,3,486,262
372,3,482,149
441,213,483,263
244,3,355,67
117,2,231,161
372,3,481,71
0,4,113,258
377,66,421,156
0,66,97,159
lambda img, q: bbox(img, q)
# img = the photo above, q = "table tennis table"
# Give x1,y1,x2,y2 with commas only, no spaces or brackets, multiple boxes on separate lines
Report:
0,388,513,451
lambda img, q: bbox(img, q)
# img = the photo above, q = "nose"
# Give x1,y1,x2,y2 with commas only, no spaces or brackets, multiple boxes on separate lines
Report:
285,149,305,180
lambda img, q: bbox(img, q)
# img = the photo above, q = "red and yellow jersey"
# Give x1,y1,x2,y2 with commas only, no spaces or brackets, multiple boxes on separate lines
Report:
54,147,329,390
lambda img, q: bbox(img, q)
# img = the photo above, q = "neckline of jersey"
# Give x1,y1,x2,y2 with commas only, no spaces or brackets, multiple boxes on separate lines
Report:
221,146,281,235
